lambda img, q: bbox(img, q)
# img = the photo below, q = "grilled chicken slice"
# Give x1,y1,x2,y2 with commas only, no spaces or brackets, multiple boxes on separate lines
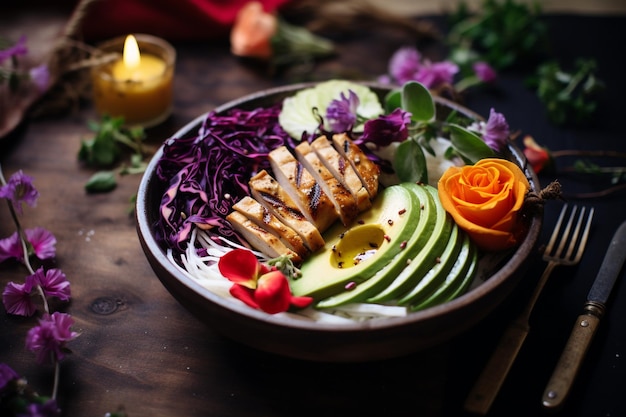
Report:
249,170,324,252
310,136,372,212
295,141,358,226
268,146,338,232
331,133,379,199
226,211,302,264
232,196,309,258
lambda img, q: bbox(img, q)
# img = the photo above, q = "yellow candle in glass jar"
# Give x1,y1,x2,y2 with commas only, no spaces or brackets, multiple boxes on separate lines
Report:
92,34,175,128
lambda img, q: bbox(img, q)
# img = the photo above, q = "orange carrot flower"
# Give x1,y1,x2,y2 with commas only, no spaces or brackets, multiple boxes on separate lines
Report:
218,248,312,314
437,158,530,252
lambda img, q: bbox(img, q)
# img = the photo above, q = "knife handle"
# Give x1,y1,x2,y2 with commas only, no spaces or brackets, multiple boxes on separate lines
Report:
542,302,605,410
464,319,529,415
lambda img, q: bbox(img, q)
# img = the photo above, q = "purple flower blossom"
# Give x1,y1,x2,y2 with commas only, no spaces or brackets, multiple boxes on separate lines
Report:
25,312,78,365
0,227,57,263
17,398,61,417
0,170,39,214
473,61,497,83
387,46,459,89
326,90,360,132
26,227,57,260
28,64,50,93
32,267,70,301
483,108,510,151
0,363,19,390
2,279,36,316
0,35,28,64
358,108,412,148
415,60,459,89
0,231,23,263
389,47,422,85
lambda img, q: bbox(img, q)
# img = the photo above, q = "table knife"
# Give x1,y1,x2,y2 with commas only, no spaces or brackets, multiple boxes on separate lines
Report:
542,220,626,409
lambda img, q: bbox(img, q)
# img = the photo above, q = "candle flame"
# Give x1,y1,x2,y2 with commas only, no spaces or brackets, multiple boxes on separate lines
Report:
123,35,141,68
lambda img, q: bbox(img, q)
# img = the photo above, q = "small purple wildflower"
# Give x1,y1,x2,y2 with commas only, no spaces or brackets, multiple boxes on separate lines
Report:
415,60,459,89
26,227,57,260
0,170,39,214
473,61,497,83
389,47,421,85
2,279,36,316
0,35,28,64
0,231,23,263
25,312,78,365
28,64,50,93
358,108,412,148
32,267,70,302
483,108,510,151
0,227,57,263
326,90,360,133
0,363,19,390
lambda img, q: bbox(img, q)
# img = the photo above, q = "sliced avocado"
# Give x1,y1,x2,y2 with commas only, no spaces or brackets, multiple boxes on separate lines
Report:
396,222,463,306
367,185,453,303
291,185,421,300
315,182,436,308
409,233,478,311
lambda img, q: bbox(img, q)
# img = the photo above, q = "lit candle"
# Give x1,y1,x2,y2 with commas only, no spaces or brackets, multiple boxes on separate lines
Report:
91,34,176,128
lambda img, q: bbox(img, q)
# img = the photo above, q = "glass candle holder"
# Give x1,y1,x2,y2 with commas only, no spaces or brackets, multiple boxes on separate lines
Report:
91,34,176,128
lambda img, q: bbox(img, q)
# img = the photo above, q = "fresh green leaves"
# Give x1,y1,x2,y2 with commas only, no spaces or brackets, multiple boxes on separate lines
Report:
386,81,498,184
528,59,604,125
449,124,495,163
78,115,146,193
401,81,435,122
394,139,428,183
447,0,547,70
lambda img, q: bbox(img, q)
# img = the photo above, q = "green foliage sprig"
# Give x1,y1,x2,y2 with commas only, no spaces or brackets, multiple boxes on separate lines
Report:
78,116,146,192
527,59,605,126
447,0,548,70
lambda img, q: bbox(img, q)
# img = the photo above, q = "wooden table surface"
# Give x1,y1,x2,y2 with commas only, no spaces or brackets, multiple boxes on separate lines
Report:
2,7,626,417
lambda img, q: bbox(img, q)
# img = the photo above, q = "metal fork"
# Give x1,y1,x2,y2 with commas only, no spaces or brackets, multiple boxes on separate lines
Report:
464,204,594,415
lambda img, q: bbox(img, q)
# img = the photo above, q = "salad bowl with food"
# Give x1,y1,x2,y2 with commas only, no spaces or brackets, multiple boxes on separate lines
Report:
136,80,542,362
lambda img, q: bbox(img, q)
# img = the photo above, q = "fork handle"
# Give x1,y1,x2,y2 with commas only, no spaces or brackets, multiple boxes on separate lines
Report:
464,318,530,415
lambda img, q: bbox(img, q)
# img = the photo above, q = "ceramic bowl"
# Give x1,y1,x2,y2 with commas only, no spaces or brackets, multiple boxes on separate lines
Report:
136,82,542,362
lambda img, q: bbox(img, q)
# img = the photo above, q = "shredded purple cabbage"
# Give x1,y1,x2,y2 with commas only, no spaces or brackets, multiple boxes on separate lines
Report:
154,104,298,253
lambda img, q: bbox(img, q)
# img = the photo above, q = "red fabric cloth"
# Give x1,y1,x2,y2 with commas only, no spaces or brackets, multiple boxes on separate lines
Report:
78,0,292,41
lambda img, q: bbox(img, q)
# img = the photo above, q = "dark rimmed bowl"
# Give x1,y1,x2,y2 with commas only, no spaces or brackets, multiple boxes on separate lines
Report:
136,82,542,362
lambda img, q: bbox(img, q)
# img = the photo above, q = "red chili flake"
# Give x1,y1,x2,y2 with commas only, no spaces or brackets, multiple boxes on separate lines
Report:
387,219,394,226
400,240,407,249
384,235,391,242
398,208,406,215
345,281,357,291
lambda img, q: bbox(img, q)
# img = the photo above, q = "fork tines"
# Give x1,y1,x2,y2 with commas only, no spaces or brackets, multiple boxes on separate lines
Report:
544,204,595,265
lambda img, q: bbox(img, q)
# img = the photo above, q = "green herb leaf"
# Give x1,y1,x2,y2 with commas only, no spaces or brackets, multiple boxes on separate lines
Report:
384,89,402,113
401,81,435,122
448,124,495,163
394,138,428,183
85,171,117,193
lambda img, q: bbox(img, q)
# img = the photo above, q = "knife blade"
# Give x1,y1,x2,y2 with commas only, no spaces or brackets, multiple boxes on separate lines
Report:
542,220,626,409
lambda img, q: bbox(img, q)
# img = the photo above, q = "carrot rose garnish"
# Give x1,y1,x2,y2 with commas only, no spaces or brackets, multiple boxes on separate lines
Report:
437,158,530,252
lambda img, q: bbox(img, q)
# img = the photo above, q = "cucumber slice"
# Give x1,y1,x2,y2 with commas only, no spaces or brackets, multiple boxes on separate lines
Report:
278,80,383,140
